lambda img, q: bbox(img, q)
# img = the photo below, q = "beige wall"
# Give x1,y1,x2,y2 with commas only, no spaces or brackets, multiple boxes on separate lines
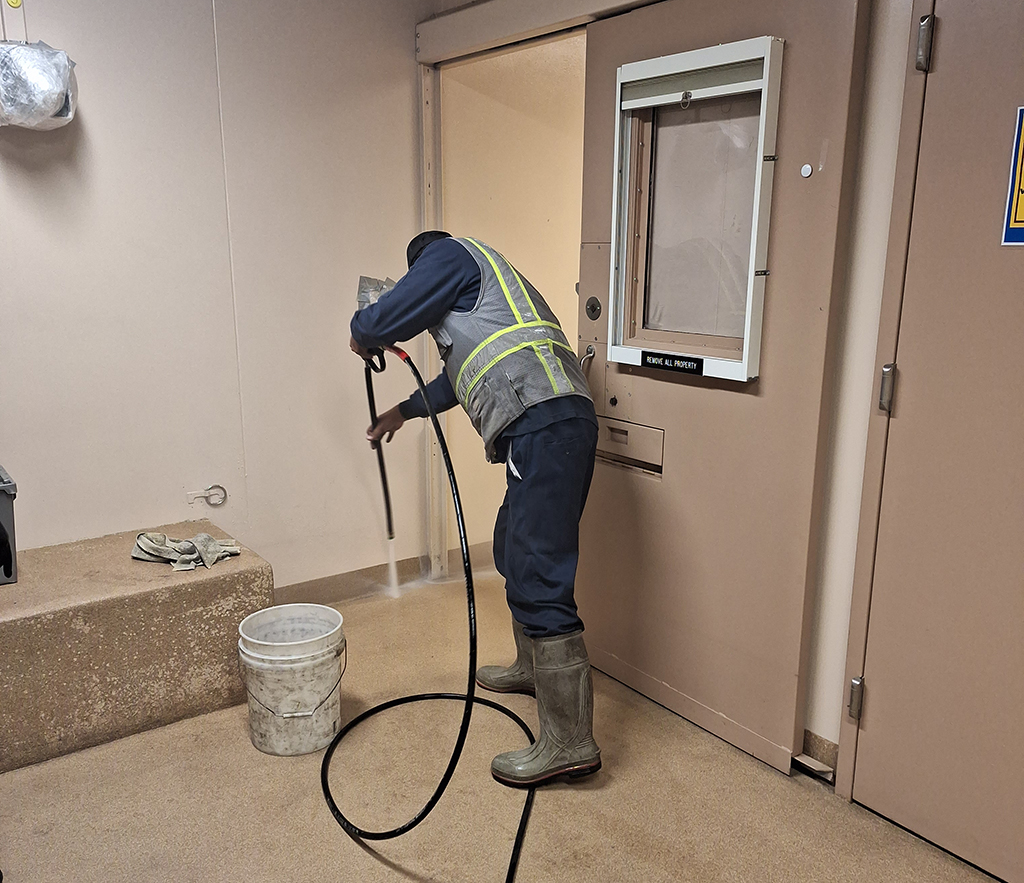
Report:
211,0,440,585
0,0,445,586
439,31,587,549
0,1,248,551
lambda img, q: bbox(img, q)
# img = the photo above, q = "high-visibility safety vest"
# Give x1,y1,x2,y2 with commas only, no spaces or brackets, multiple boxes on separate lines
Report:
430,237,593,462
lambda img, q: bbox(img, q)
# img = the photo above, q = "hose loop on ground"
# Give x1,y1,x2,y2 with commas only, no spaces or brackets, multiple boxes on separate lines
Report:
321,347,536,883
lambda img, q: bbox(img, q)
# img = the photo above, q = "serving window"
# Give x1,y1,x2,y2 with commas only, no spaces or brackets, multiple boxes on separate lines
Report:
609,37,783,381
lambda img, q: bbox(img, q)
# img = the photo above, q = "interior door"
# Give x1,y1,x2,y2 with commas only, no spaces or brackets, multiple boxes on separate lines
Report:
851,4,1024,880
575,0,869,775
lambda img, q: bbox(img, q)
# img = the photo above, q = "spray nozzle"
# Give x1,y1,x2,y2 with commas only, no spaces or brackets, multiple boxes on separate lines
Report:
365,350,386,373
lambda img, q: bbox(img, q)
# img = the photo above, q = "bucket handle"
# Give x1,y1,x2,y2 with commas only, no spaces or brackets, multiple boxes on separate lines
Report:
243,643,347,719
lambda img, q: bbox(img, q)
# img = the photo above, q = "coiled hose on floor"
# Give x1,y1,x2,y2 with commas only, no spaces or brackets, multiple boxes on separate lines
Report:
320,346,536,883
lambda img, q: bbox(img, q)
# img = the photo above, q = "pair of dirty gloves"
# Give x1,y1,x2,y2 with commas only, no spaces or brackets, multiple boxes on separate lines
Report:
132,532,239,571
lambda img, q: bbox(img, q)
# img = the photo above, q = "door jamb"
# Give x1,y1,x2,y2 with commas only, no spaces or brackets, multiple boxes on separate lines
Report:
417,22,595,577
835,0,935,800
416,0,658,66
419,63,449,580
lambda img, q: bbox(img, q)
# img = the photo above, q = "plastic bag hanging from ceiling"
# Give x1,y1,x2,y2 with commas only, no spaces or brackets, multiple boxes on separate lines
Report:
0,41,78,130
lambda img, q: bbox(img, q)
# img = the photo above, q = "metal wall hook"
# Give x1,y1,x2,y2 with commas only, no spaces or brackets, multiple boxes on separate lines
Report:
187,484,228,507
680,90,692,109
579,344,596,368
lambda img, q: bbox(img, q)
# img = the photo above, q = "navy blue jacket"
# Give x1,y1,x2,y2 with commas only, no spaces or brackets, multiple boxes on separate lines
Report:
350,238,596,451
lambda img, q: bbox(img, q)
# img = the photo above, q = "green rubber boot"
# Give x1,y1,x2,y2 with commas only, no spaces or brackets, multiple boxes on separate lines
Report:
491,631,601,786
476,620,535,696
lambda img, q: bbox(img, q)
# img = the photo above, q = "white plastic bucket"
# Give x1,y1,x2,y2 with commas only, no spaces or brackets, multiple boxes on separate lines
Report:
237,603,346,756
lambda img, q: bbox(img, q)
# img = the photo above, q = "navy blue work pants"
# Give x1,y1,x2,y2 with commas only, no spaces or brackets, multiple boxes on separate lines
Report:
492,417,598,638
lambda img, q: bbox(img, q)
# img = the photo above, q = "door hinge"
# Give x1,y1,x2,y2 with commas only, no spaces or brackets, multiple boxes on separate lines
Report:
879,363,896,413
916,14,935,72
848,676,865,721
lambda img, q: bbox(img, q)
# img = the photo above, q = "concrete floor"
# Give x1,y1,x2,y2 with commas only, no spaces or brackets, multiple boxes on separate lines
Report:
0,571,995,882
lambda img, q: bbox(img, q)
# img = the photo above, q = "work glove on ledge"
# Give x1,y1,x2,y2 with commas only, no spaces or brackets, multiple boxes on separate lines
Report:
132,532,240,572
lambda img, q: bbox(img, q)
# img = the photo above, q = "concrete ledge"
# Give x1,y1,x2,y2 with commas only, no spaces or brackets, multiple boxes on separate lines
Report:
0,520,273,773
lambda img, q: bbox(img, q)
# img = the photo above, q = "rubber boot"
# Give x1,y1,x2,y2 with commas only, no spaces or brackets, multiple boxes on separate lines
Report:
491,631,601,786
476,620,535,696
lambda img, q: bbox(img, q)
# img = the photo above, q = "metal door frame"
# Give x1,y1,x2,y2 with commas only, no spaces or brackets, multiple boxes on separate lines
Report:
834,0,935,800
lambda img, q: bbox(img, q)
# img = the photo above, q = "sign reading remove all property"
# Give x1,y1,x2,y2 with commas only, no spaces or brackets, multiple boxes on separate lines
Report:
641,352,704,375
1003,106,1024,245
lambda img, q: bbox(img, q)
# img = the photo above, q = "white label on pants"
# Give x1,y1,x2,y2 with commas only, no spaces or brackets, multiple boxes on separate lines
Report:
507,441,522,480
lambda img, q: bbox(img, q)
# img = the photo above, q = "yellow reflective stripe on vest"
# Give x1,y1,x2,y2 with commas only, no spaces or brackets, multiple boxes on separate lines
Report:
464,338,576,401
549,341,575,393
455,318,564,395
508,263,541,326
464,238,530,324
531,343,560,393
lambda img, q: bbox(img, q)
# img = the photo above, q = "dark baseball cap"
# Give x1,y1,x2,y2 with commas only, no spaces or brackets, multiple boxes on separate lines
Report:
407,231,452,268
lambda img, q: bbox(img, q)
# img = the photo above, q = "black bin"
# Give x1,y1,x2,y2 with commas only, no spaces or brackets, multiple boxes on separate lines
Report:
0,464,16,585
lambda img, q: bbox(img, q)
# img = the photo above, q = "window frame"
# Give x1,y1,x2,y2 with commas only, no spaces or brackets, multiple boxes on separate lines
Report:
608,36,784,382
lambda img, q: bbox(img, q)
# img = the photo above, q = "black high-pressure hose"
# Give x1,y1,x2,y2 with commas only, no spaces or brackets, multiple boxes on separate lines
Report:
321,346,536,883
362,353,394,540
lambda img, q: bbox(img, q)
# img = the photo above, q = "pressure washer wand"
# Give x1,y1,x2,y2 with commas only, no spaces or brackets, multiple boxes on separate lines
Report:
363,350,395,540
